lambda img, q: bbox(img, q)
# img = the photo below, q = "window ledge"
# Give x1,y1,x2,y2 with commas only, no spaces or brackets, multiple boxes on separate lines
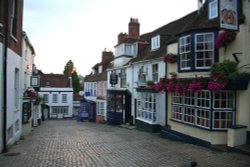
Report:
136,117,157,125
10,34,18,42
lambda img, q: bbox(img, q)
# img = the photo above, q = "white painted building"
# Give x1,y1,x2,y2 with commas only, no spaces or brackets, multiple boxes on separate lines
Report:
21,31,36,136
39,74,73,119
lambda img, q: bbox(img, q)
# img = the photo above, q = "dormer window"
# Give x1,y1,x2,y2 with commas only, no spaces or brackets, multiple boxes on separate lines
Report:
151,35,160,50
209,0,218,19
179,32,216,72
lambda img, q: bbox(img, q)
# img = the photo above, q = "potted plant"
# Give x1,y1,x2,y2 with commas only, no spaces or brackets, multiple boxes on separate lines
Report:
146,80,155,89
210,59,250,91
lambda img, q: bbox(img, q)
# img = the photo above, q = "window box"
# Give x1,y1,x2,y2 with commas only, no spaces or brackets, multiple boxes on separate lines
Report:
226,77,249,90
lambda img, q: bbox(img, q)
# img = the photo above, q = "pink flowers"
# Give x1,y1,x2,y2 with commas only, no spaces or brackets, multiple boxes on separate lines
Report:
189,81,203,93
163,53,177,64
208,81,226,94
215,30,236,48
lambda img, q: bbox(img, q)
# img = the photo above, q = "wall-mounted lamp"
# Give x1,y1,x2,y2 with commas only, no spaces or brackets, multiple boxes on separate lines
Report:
232,52,242,63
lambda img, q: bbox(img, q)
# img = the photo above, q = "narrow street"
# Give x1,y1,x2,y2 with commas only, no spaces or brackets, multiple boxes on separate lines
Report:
0,120,249,167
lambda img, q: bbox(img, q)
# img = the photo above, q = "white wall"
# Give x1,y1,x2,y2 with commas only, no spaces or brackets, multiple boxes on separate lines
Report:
39,87,73,117
130,60,166,126
6,48,22,145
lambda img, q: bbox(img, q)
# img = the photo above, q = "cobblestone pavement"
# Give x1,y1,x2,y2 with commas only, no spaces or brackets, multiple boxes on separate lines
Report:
0,120,250,167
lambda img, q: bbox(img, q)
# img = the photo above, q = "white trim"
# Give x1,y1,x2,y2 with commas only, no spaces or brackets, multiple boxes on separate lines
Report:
209,0,218,19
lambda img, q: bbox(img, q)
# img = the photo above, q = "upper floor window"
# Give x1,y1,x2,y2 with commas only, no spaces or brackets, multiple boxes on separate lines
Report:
120,69,126,88
209,0,218,19
138,66,146,87
10,0,18,37
179,32,216,72
179,35,191,70
151,35,160,50
195,33,214,69
152,64,158,82
0,1,3,26
52,94,58,103
115,43,135,57
62,94,67,103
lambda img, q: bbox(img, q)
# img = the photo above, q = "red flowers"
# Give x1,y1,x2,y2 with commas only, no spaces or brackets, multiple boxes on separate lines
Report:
215,30,236,48
163,53,177,64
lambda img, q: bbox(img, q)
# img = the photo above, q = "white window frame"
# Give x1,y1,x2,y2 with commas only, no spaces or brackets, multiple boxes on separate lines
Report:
195,33,214,69
171,90,235,130
137,92,157,124
52,107,68,114
97,102,105,116
120,69,126,88
152,64,158,82
52,94,58,103
10,0,17,37
209,0,218,19
151,35,160,50
179,35,191,70
62,94,67,103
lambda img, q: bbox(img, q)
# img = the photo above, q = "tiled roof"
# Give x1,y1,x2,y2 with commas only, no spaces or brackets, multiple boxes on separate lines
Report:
40,74,70,87
130,2,219,64
84,72,107,82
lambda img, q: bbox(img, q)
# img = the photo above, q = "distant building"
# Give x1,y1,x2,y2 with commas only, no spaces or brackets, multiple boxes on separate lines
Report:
84,50,114,123
39,74,73,119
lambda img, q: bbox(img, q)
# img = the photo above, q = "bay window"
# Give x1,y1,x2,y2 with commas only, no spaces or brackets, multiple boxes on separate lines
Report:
171,90,235,130
179,35,191,70
178,32,216,72
137,92,157,123
195,33,214,69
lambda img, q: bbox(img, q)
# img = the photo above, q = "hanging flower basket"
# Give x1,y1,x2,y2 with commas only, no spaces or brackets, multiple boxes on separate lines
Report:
226,77,249,90
215,30,236,49
163,53,177,64
23,88,37,98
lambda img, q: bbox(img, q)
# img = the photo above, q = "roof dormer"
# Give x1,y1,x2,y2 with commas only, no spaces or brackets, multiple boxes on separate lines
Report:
151,35,160,51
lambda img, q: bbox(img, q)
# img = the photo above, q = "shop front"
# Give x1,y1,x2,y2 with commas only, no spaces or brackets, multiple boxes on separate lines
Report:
107,90,131,125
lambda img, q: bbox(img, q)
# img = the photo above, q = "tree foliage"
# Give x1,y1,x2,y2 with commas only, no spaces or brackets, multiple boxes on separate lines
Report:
63,60,83,93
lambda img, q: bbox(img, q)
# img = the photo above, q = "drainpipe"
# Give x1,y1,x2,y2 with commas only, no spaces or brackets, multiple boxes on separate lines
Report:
165,61,168,127
3,0,9,153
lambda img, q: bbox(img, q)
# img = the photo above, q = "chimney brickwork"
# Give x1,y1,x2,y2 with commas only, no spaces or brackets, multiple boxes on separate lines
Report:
128,18,140,39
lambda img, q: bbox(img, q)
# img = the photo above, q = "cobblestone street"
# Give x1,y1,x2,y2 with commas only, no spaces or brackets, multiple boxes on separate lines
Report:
0,120,249,167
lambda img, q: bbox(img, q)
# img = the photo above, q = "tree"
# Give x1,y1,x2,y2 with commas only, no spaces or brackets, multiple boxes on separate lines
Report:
63,60,82,93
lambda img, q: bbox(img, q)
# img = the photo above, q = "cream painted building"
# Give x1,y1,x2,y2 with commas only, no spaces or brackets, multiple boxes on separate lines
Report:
160,0,250,148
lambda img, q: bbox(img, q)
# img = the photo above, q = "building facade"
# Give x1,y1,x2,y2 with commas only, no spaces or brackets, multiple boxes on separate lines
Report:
160,0,250,148
84,50,114,123
39,74,73,119
0,0,24,152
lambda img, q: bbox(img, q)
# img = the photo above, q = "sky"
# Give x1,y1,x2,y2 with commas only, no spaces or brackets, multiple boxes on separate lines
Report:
23,0,198,76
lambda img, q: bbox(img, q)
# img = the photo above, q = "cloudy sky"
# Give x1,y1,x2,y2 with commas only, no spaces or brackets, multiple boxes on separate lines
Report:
23,0,198,76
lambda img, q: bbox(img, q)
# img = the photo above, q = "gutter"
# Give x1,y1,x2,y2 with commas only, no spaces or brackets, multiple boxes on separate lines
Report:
3,0,9,153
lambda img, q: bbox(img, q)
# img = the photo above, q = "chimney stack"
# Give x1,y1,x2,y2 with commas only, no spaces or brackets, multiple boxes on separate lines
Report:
102,49,114,62
128,18,140,39
118,32,128,44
